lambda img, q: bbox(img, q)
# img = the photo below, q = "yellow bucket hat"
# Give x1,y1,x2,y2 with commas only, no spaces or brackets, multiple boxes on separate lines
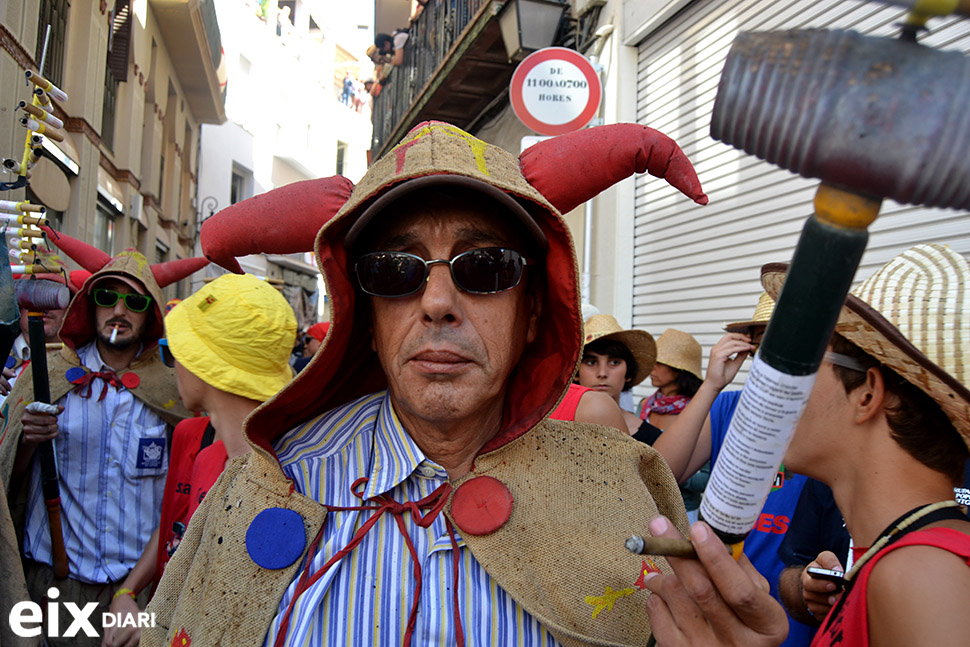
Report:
165,273,297,402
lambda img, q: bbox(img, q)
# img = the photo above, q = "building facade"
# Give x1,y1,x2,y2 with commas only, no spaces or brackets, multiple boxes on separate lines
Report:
195,0,373,328
0,0,225,298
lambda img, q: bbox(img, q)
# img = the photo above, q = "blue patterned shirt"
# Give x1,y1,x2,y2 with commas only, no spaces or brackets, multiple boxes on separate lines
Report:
23,342,169,584
266,391,561,647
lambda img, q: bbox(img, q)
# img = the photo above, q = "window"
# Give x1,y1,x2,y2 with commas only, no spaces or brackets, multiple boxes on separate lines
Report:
102,0,132,150
230,171,244,205
35,0,69,87
336,142,348,176
229,165,252,205
101,67,119,151
95,200,117,256
155,241,169,264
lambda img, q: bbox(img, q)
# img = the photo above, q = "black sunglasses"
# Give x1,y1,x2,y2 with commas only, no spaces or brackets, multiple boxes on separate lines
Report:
158,338,175,367
93,288,153,313
355,247,528,298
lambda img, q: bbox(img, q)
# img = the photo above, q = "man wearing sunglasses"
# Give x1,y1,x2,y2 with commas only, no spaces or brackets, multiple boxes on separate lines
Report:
144,122,713,646
0,247,198,645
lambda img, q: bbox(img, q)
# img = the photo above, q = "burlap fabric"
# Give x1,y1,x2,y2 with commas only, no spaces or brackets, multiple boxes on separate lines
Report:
144,422,687,647
143,453,328,646
452,419,688,647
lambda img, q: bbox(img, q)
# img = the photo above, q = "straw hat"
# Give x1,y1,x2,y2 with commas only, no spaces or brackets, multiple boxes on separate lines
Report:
761,243,970,445
654,328,703,380
583,314,657,386
724,291,775,332
166,273,297,402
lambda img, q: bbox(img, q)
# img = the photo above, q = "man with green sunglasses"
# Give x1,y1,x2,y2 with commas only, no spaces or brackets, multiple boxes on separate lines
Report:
0,244,204,645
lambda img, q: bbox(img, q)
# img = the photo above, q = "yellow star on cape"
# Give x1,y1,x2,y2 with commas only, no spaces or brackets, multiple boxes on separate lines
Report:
585,586,636,619
163,399,177,409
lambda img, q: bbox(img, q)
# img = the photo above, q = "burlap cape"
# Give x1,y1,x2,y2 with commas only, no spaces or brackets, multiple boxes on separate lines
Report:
143,419,687,647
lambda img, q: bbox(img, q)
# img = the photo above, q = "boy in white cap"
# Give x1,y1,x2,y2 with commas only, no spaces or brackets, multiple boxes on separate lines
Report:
103,273,296,647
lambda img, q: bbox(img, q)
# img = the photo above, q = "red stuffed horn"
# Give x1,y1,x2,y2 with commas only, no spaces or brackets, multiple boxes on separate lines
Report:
40,226,113,273
201,176,355,274
519,124,708,215
151,257,210,288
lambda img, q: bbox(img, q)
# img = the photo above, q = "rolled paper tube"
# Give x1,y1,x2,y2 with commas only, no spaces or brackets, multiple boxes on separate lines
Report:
19,102,64,130
19,216,48,226
25,71,68,103
10,265,50,274
45,342,63,351
2,159,19,171
0,201,46,214
0,214,49,226
14,241,37,250
625,535,698,558
33,89,52,109
21,119,64,143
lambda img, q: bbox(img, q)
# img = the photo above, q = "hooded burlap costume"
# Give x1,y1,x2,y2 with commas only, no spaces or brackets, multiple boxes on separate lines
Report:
0,247,205,645
145,121,709,647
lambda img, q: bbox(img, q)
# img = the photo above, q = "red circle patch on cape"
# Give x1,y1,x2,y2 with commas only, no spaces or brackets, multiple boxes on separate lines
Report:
450,476,513,536
121,372,140,389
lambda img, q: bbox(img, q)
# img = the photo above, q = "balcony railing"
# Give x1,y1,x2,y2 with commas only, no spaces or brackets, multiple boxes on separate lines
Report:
370,0,491,158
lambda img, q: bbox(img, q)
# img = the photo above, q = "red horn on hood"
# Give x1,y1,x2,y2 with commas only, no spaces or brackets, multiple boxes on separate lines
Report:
151,257,210,288
40,226,113,273
519,124,708,215
201,176,355,274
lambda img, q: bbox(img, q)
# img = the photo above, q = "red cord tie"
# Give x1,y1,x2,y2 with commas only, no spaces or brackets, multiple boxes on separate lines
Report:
274,477,465,647
72,370,122,401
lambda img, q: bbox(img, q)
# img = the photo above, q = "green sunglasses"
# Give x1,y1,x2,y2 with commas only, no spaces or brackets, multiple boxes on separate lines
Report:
92,288,153,313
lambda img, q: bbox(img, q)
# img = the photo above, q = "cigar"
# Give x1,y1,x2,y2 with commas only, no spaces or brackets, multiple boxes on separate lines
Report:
625,535,698,558
25,71,68,103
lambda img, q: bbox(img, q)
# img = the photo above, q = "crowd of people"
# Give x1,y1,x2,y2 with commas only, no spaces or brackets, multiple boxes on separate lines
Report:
0,119,965,647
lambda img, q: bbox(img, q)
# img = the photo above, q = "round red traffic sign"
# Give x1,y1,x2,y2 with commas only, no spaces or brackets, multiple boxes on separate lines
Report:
510,47,601,136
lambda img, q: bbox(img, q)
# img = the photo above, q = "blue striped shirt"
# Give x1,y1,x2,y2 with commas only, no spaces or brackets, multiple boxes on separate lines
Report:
23,342,169,584
266,391,561,647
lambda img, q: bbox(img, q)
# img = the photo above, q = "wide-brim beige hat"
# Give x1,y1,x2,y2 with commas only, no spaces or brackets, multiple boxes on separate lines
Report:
724,291,775,333
762,243,970,446
583,314,657,386
655,328,703,380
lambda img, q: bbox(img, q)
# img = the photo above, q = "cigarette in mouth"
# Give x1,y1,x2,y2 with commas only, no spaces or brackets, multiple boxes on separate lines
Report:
110,326,118,344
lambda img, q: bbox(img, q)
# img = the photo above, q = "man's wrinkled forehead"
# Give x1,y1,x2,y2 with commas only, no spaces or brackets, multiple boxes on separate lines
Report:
356,187,538,256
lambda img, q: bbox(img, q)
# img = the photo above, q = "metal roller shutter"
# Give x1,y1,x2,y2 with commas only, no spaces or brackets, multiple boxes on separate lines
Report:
632,0,970,398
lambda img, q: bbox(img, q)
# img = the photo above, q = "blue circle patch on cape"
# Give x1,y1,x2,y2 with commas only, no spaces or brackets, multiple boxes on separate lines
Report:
65,367,87,384
5,356,15,369
245,508,306,569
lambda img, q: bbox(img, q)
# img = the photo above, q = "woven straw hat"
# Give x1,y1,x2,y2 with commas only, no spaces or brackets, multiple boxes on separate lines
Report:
762,243,970,445
655,328,703,380
166,274,297,402
724,291,775,333
582,314,656,385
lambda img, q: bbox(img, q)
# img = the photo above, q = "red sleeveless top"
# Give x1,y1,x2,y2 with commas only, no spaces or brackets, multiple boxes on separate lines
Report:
548,383,591,421
813,527,970,647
